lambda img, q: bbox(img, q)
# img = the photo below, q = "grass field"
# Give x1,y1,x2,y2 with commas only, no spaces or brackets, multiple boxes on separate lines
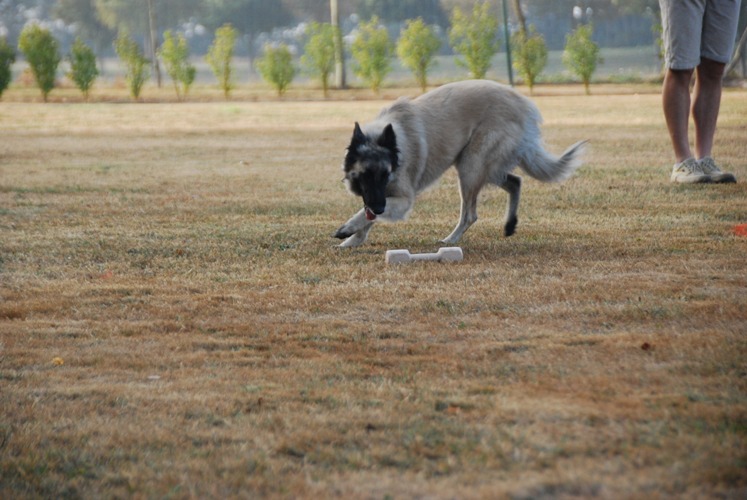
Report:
1,85,746,498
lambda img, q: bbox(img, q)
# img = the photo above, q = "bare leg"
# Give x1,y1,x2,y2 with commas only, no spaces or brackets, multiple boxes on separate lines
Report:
662,67,695,163
692,57,725,159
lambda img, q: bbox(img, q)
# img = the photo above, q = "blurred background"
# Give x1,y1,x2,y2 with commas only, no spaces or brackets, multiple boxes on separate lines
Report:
1,0,746,88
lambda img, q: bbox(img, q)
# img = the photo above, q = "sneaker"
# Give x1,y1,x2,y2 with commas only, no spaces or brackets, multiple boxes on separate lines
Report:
698,157,737,183
670,157,711,184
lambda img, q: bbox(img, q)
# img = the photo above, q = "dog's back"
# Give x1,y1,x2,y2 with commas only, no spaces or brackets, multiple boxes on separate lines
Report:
380,81,539,191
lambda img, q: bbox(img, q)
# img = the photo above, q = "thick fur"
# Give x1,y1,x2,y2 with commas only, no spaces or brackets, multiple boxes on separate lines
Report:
334,80,587,247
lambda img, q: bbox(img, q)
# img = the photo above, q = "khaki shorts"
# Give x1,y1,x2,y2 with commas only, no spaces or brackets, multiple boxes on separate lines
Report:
660,0,741,69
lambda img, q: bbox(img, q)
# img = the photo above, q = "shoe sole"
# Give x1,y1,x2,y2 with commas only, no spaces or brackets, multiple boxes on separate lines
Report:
671,175,712,184
710,173,737,183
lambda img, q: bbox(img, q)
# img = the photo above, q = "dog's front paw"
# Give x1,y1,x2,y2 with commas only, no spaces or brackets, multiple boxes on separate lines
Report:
338,234,365,248
334,225,354,239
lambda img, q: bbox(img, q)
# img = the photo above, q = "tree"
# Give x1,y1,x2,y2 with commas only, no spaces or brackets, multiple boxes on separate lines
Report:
257,43,296,96
562,24,603,95
510,0,528,36
95,0,202,87
145,0,161,86
115,30,150,100
18,24,61,102
206,23,238,99
0,37,15,100
330,0,346,89
511,25,547,95
301,22,336,97
356,0,447,25
204,0,294,68
726,24,747,78
54,0,115,60
350,16,393,93
611,0,659,16
204,0,293,36
396,18,441,93
448,1,500,79
68,38,99,100
95,0,199,34
159,30,196,100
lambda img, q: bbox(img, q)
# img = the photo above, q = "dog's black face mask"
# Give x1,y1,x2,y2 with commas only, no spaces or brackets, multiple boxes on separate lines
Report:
343,122,399,220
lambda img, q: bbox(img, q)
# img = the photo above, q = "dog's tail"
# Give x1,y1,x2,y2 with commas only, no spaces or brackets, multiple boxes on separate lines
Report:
519,139,588,183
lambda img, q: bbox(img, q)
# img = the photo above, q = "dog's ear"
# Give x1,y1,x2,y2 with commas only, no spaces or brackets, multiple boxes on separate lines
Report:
377,123,397,152
378,124,399,171
344,122,365,172
351,122,366,148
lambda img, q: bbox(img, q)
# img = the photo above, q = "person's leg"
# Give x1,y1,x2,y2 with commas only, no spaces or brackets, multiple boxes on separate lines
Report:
693,58,737,182
663,68,711,183
691,0,740,182
662,67,694,163
692,57,725,159
659,0,703,164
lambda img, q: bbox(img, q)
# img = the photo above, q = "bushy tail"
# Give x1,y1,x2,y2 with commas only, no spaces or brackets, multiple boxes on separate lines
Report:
519,140,588,183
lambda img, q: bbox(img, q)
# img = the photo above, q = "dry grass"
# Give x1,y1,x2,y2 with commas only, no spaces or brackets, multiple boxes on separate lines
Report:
1,85,746,499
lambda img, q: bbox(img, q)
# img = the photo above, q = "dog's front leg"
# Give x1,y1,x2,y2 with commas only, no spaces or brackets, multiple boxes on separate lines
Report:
334,196,412,247
377,196,413,223
334,208,374,247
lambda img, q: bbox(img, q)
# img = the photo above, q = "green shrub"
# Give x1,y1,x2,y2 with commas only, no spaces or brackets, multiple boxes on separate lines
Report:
257,43,296,96
160,30,196,100
448,1,499,79
18,24,61,102
206,23,238,99
396,18,441,93
301,22,336,97
511,26,548,95
115,31,150,100
68,38,98,101
0,37,15,100
350,16,393,94
562,24,603,95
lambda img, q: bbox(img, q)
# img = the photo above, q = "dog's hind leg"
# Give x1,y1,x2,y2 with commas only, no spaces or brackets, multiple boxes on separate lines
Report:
441,168,483,244
498,174,521,237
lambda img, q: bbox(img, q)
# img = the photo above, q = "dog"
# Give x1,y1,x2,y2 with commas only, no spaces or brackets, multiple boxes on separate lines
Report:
334,79,587,247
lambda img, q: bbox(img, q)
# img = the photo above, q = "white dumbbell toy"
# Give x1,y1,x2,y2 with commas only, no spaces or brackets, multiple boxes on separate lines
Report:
385,247,463,264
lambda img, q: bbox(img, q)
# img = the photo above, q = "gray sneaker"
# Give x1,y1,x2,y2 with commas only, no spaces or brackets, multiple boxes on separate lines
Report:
698,157,737,183
670,157,711,184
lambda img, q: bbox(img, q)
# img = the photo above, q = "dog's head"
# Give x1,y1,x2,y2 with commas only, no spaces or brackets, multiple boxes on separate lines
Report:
342,122,399,221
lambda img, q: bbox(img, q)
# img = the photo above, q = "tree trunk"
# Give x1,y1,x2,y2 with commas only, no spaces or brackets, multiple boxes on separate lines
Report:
502,0,514,86
147,0,161,87
330,0,346,89
725,25,747,77
245,33,255,80
511,0,527,36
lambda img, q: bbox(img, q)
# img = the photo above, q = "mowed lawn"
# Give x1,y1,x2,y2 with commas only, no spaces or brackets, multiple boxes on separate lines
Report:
1,86,746,498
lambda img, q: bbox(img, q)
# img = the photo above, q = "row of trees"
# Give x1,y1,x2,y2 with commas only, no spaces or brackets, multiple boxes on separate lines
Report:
308,3,600,96
1,2,603,101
